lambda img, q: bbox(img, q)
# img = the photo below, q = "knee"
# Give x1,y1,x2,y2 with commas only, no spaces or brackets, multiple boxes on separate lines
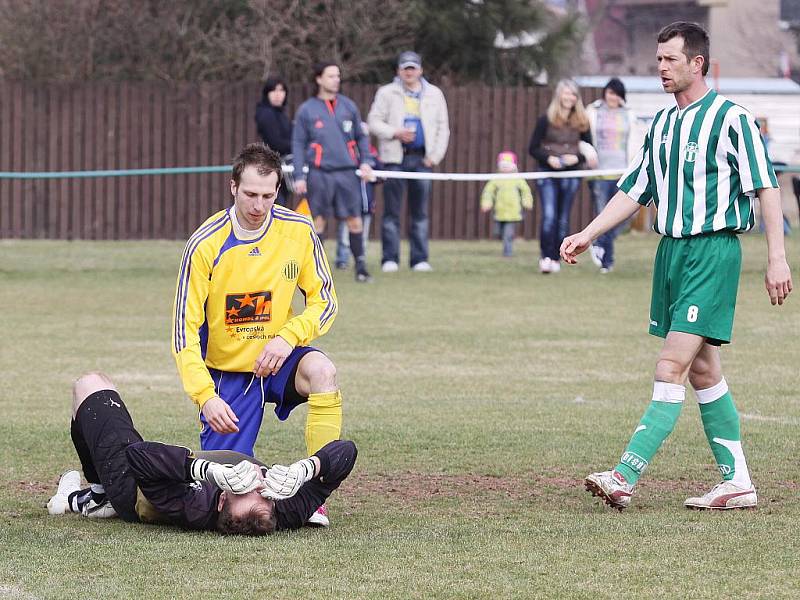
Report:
688,362,721,391
301,355,338,394
72,371,117,418
654,357,690,385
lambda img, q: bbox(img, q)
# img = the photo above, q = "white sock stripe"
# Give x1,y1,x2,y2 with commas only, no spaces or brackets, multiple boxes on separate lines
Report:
652,381,686,403
695,377,729,404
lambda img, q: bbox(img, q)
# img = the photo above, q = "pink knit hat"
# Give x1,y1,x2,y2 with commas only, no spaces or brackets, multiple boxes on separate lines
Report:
496,151,517,168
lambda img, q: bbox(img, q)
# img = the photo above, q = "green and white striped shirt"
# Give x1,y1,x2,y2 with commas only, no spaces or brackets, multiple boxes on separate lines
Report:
619,89,777,237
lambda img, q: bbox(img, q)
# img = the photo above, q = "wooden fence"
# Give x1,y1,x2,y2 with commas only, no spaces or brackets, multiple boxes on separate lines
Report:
0,81,604,240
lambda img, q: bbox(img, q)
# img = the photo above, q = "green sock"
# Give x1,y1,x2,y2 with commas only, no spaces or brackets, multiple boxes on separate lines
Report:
695,378,752,487
614,382,685,485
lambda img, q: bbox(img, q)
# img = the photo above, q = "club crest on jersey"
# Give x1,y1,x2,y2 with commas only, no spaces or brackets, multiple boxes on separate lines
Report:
342,119,353,133
314,119,324,129
282,259,300,282
684,141,699,162
225,291,272,324
248,246,261,257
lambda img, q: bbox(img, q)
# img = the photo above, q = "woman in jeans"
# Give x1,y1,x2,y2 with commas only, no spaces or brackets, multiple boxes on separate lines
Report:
528,79,593,273
586,77,638,273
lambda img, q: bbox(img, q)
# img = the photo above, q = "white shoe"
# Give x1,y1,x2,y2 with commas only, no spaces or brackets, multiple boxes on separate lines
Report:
550,260,561,273
82,496,118,519
411,261,433,272
684,481,757,510
307,503,330,527
590,245,604,268
47,470,81,515
599,267,612,274
539,257,552,273
381,261,399,273
585,470,634,511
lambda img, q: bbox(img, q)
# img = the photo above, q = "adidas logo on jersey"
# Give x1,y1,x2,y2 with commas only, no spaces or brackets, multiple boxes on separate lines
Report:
248,247,261,257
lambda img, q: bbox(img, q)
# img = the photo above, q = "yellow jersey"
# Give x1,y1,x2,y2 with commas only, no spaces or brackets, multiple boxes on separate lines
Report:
171,205,338,408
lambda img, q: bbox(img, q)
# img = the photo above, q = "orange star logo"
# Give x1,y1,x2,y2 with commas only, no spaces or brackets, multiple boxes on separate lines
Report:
237,293,256,308
226,306,240,319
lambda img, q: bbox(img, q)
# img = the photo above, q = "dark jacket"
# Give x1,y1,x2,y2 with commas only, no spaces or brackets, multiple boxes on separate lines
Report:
528,115,592,171
292,95,371,178
255,102,292,157
125,439,358,531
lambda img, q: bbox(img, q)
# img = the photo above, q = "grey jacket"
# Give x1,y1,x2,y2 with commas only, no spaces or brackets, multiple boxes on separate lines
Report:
367,77,450,166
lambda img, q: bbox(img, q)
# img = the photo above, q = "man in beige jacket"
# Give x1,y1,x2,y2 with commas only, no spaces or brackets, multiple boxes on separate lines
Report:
367,51,450,272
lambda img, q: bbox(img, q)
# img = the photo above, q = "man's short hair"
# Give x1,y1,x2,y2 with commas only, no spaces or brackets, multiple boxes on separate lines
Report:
313,60,339,83
657,21,710,76
216,501,277,536
231,143,283,187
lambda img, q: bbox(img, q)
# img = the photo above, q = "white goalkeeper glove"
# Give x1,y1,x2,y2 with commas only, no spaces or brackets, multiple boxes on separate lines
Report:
190,459,261,495
259,458,316,500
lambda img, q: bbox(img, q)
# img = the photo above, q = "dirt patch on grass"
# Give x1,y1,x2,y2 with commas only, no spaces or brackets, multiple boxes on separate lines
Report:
12,480,53,495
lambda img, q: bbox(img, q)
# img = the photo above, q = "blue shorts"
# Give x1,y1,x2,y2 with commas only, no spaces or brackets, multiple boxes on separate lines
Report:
199,346,319,456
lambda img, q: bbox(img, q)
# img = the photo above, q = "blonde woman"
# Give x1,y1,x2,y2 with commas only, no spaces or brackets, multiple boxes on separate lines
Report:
528,79,593,273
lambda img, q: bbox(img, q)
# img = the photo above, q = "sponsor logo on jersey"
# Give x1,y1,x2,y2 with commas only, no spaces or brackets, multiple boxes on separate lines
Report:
248,246,261,257
684,141,699,162
282,259,300,282
314,119,324,129
225,291,272,324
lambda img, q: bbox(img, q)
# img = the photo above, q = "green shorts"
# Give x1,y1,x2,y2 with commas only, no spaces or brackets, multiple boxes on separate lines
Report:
649,231,741,345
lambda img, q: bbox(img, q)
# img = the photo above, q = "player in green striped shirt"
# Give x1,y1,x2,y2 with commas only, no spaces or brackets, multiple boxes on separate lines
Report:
561,21,793,511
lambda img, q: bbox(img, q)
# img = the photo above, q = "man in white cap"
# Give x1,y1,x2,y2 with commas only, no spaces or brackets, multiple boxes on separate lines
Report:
368,51,450,273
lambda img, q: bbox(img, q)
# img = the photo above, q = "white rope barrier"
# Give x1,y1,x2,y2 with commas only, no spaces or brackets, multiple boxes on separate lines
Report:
359,168,625,181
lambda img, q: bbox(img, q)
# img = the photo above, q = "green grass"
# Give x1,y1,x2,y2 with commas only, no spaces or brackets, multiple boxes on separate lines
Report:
0,233,798,599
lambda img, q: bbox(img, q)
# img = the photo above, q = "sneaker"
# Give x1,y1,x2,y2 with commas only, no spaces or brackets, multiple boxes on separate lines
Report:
684,481,757,510
550,260,561,273
590,245,604,268
585,470,634,511
381,260,399,273
47,470,81,515
411,261,433,272
539,257,552,273
307,503,330,527
355,263,373,283
335,262,349,270
599,266,612,274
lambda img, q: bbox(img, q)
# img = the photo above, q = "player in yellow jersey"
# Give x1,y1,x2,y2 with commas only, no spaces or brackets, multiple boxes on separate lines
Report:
172,143,342,526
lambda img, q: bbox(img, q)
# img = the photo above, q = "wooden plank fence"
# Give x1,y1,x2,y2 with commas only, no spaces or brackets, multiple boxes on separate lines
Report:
0,81,603,240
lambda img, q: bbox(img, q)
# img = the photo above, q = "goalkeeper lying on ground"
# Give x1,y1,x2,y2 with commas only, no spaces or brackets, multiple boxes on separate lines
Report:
46,372,357,535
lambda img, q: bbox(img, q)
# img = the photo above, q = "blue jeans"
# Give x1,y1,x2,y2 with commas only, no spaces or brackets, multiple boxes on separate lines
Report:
381,154,432,267
496,221,517,256
536,177,580,261
588,179,622,268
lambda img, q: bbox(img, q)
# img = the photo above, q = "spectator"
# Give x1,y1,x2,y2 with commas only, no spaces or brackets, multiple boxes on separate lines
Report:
255,77,293,206
586,77,638,273
368,51,450,273
479,151,534,257
528,79,593,274
292,61,374,283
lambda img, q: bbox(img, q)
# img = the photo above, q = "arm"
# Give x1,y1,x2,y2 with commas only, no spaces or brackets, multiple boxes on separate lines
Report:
528,116,555,167
519,181,534,211
479,181,496,212
758,186,793,305
172,241,216,409
366,88,397,141
291,105,309,184
255,106,292,156
561,191,640,264
731,111,792,305
426,90,450,166
273,440,358,531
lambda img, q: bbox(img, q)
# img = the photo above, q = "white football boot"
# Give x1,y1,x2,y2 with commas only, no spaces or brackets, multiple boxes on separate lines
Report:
684,481,757,510
47,470,82,515
585,470,634,511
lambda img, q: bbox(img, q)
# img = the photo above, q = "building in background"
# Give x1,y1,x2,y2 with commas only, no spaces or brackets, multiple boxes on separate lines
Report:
583,0,800,79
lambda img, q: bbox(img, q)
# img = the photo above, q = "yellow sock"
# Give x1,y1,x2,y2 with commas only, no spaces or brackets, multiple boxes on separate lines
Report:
305,390,342,455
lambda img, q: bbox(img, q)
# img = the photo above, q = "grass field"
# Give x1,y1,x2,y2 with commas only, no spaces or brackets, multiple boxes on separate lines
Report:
0,233,798,599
